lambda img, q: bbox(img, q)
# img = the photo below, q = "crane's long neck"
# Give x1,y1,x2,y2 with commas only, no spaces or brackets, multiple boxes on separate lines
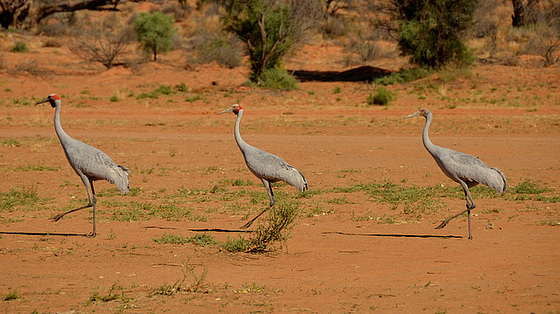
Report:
53,103,72,146
234,109,252,153
422,112,439,155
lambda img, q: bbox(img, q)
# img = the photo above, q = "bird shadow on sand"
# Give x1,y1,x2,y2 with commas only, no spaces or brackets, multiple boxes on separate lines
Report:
188,227,252,233
0,230,87,237
323,231,462,239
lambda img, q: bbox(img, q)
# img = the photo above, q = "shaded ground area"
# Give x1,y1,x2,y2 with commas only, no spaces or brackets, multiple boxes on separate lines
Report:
292,65,392,82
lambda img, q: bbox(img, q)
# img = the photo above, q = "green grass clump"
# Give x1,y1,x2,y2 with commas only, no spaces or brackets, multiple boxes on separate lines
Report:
257,68,298,90
152,232,188,245
375,67,432,85
1,139,21,147
507,179,559,203
15,163,62,172
136,84,175,99
10,41,29,53
222,201,299,253
510,179,550,195
367,86,394,106
187,233,218,246
4,291,19,301
86,282,129,305
0,184,47,212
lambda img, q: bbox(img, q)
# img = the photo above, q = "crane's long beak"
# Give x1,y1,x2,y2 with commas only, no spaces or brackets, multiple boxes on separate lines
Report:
217,108,233,115
35,98,49,105
404,111,420,119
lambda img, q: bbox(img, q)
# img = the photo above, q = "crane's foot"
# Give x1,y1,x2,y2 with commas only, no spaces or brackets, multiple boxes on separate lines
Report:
86,231,97,238
435,220,449,230
239,207,269,229
51,213,66,222
239,219,255,229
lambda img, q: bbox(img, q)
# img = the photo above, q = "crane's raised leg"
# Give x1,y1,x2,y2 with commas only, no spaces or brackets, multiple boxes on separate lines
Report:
239,179,276,229
435,182,476,239
51,176,97,237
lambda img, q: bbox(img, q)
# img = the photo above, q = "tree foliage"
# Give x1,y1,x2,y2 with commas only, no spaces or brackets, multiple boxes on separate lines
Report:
392,0,479,68
216,0,320,83
132,11,175,62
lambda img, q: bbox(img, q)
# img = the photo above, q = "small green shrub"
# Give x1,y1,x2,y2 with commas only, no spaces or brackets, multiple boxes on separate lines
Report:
395,0,477,68
375,67,432,85
4,291,19,301
257,68,298,90
10,41,29,53
152,232,188,245
222,201,299,253
367,86,393,106
187,233,217,246
510,179,550,195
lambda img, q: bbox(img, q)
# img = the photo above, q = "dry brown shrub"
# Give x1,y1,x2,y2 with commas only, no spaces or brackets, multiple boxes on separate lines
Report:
42,38,62,48
9,59,44,75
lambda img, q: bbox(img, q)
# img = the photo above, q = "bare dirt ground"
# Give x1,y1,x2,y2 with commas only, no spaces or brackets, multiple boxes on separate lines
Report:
1,34,559,313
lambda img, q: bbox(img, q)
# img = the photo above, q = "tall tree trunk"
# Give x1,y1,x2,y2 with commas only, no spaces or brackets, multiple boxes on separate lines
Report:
0,0,30,29
512,0,539,27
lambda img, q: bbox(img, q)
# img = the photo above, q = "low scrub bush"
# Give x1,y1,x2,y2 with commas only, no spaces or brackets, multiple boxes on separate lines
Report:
367,86,394,106
10,41,28,53
257,68,298,90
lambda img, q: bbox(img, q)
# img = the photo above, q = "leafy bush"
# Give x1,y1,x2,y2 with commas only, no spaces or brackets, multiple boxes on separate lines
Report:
257,67,298,90
394,0,478,68
367,86,394,106
132,11,175,61
10,41,28,53
221,0,320,82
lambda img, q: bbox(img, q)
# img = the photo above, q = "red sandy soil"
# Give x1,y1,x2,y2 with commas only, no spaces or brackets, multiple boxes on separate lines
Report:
0,32,559,313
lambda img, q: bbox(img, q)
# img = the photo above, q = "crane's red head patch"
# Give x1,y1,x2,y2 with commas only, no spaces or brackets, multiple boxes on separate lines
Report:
48,94,60,108
36,94,60,108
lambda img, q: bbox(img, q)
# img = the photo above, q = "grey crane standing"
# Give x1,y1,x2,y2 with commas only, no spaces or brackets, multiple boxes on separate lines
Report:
36,94,129,237
405,108,506,239
219,104,308,228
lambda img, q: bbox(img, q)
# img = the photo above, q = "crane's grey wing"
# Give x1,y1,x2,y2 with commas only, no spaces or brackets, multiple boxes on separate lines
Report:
244,148,308,192
439,150,506,194
64,140,130,194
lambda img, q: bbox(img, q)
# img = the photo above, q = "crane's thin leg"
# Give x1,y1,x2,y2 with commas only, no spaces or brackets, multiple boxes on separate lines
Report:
467,209,472,240
51,175,97,237
89,181,97,237
239,180,276,229
435,183,476,239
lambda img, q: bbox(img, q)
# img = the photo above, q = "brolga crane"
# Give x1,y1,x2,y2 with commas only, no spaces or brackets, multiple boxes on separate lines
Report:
219,104,308,228
36,94,129,237
405,108,506,239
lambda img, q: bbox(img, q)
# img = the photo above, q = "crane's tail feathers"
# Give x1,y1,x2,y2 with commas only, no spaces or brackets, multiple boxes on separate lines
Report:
285,166,308,193
112,165,130,195
298,169,308,192
487,167,506,194
493,167,506,194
